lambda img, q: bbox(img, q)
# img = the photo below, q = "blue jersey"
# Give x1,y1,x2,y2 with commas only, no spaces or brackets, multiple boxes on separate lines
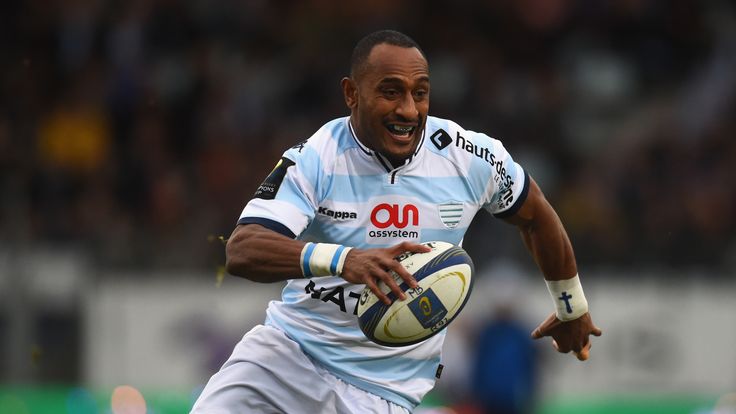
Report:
238,116,529,410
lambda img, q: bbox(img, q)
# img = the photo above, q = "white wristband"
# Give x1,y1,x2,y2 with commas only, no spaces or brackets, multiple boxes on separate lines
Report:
545,274,588,321
300,242,353,278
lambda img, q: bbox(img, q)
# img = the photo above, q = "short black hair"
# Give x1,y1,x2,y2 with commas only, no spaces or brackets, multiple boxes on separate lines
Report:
350,30,426,78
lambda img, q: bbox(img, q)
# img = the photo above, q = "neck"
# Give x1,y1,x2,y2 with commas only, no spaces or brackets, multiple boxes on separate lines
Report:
383,153,408,169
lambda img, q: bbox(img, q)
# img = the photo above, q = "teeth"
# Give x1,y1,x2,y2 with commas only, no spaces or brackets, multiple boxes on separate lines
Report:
389,125,414,135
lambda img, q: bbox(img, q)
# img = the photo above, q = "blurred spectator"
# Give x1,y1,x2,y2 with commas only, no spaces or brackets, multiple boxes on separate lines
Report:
36,89,110,176
469,306,537,414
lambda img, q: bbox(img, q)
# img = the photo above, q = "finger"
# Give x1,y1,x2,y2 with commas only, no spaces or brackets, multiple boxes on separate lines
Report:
592,326,603,336
530,313,558,339
392,241,432,256
365,279,392,306
405,241,433,253
575,341,592,361
378,270,407,302
531,327,544,339
386,259,418,289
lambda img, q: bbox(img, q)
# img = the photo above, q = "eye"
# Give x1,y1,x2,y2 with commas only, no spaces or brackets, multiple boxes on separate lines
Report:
382,89,400,99
413,89,428,100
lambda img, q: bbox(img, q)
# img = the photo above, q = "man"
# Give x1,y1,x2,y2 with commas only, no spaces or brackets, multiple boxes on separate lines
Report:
191,30,601,414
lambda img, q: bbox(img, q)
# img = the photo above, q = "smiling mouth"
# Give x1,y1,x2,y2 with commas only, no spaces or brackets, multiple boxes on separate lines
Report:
385,124,417,140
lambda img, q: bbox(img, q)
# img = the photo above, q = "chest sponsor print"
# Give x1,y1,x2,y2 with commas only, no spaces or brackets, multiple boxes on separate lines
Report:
365,202,421,244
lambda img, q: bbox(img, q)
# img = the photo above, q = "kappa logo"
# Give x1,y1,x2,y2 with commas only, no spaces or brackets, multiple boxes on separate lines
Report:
291,139,307,153
317,206,357,221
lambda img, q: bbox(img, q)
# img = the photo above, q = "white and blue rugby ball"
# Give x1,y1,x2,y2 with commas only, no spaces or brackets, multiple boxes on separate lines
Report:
357,241,474,347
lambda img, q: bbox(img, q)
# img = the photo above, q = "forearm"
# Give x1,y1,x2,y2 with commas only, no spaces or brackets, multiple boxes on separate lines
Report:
225,224,305,282
225,224,426,303
518,203,577,281
505,178,577,281
505,178,590,322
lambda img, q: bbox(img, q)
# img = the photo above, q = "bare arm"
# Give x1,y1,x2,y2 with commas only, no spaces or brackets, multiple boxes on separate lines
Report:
504,177,602,360
225,223,429,303
503,177,576,281
225,224,305,283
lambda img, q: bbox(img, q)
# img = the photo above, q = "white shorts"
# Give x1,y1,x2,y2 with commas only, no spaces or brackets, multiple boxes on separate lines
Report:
190,324,411,414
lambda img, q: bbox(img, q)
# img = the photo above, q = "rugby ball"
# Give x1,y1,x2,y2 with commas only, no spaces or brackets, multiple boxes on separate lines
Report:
357,241,474,347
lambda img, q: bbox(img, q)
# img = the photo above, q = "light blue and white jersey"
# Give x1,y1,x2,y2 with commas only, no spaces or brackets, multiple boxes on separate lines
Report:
238,115,529,410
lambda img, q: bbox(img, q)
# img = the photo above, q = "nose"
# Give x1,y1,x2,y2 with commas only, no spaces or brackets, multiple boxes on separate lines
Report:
395,92,419,121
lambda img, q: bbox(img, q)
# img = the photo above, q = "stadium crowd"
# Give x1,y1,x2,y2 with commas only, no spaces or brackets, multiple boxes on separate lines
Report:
1,0,735,272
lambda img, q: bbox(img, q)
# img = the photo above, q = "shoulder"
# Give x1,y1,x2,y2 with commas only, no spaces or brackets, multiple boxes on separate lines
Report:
283,117,353,164
276,117,357,196
424,116,504,164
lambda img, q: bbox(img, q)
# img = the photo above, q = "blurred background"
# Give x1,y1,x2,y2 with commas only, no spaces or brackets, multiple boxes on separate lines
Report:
1,0,735,413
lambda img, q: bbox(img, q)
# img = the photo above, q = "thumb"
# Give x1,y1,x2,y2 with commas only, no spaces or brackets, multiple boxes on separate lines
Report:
592,326,603,337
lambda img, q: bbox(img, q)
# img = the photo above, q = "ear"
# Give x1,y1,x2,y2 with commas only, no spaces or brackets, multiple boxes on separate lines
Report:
341,77,358,109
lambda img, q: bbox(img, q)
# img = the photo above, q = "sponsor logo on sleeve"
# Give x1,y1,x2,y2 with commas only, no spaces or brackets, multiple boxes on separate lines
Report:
254,157,295,200
430,129,453,150
451,131,516,207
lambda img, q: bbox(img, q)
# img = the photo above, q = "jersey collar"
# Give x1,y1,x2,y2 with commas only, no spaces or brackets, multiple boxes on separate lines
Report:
347,117,426,173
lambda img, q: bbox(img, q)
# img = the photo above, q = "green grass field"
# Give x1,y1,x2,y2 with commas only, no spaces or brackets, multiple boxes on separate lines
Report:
0,387,720,414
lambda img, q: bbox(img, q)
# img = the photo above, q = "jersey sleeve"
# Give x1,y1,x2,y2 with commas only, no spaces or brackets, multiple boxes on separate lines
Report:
482,138,530,218
238,144,321,238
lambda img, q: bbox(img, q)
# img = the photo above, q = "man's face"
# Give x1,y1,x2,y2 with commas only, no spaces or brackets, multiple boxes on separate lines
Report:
342,44,430,166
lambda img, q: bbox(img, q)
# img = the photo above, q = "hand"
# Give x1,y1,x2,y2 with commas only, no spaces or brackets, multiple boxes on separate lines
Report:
531,312,602,361
340,241,431,305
